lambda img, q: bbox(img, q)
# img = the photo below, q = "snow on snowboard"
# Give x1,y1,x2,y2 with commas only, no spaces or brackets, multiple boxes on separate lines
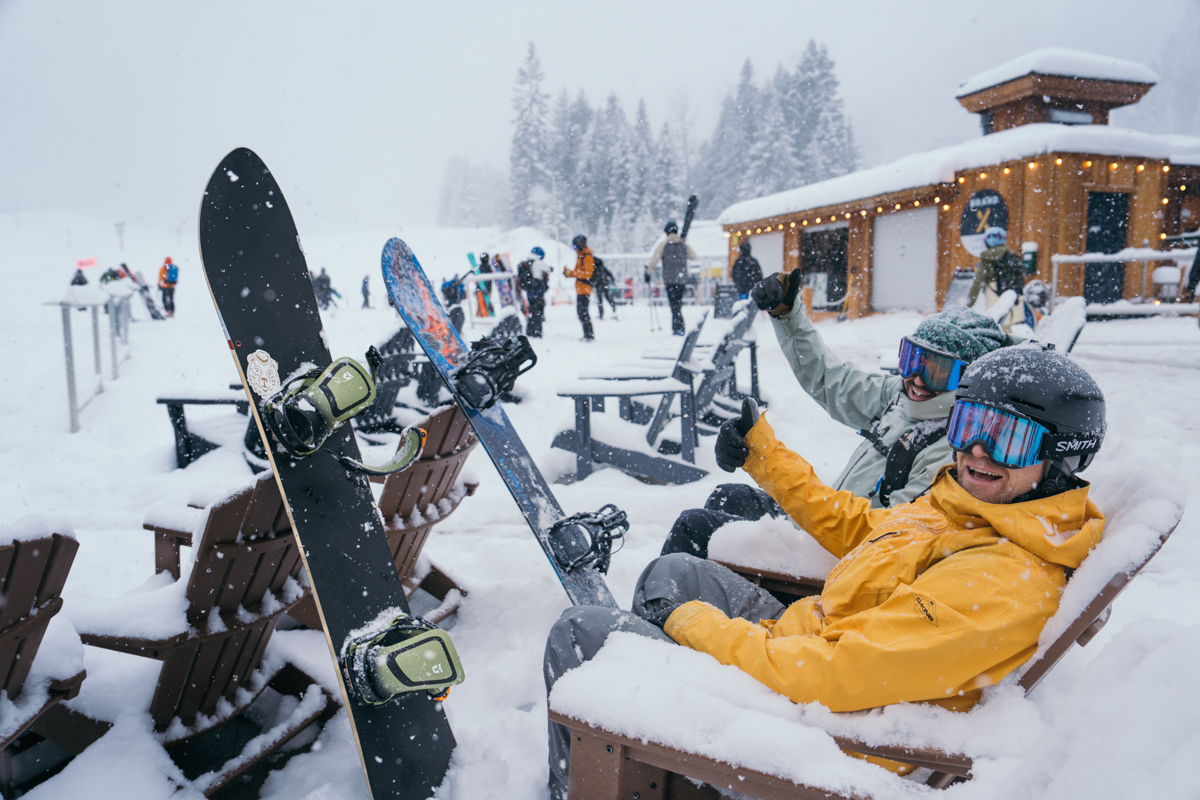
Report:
381,237,623,609
198,148,460,799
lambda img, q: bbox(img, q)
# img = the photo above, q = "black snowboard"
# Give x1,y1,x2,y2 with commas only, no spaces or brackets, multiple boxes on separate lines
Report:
198,148,455,798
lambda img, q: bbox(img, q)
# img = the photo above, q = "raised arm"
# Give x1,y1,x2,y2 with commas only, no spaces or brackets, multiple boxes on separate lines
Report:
770,302,903,430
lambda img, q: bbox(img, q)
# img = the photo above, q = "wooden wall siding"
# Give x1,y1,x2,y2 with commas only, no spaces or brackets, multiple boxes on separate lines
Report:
723,153,1180,311
846,215,873,317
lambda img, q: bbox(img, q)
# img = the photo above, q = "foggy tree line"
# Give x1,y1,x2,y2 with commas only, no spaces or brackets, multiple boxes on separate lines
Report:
439,42,857,251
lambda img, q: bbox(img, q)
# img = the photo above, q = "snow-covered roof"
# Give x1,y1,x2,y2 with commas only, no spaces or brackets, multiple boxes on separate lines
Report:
956,48,1158,98
718,124,1200,226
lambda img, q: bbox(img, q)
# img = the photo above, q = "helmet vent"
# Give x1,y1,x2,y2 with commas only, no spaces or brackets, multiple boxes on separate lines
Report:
1011,397,1045,411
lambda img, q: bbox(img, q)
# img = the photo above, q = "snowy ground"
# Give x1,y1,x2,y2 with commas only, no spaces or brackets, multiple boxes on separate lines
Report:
2,212,1199,799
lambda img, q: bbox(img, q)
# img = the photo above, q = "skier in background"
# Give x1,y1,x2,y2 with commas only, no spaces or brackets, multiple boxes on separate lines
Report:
564,235,595,341
313,268,339,310
157,256,178,317
518,247,550,338
646,220,697,335
966,226,1026,330
731,239,763,300
362,275,371,308
591,256,618,320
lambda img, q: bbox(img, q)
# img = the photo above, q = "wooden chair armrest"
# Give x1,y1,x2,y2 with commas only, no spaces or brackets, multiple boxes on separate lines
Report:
711,560,825,599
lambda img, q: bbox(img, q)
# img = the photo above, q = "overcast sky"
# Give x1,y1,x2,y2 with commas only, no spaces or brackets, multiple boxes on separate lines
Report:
0,0,1192,235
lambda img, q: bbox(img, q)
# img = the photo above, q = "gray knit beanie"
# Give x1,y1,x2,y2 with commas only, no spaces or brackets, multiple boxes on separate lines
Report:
909,306,1006,363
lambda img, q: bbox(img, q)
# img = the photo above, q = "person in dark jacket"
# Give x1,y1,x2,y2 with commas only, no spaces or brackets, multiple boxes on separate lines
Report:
361,275,371,308
518,247,550,337
730,240,763,299
966,226,1026,330
591,257,618,320
646,221,698,335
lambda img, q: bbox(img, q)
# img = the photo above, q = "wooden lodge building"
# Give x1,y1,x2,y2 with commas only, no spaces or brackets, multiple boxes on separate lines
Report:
719,49,1200,317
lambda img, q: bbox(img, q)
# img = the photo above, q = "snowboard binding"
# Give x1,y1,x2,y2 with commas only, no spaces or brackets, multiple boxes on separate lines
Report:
546,504,629,574
341,613,465,706
453,335,537,409
262,346,427,476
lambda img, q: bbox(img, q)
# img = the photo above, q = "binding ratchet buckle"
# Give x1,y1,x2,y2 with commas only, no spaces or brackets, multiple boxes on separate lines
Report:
341,614,465,706
454,335,537,409
262,346,426,476
546,504,629,574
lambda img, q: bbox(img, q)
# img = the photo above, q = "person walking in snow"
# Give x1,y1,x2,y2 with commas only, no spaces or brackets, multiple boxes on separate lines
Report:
660,272,1009,559
646,220,698,335
157,257,179,317
545,344,1107,795
518,247,550,338
361,275,371,308
564,235,595,341
591,256,618,320
966,226,1027,331
730,239,763,299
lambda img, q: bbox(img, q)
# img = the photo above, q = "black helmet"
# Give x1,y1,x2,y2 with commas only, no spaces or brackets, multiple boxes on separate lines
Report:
664,220,679,235
955,343,1105,488
572,234,587,250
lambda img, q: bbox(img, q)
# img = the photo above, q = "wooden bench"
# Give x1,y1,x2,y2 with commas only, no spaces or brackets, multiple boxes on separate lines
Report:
550,514,1180,798
35,472,338,796
157,390,250,468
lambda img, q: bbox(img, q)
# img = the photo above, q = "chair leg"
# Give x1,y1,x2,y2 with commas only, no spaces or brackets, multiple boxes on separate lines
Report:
568,727,668,800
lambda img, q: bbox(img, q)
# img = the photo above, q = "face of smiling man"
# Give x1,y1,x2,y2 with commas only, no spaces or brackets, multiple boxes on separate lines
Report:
903,375,940,402
955,443,1047,504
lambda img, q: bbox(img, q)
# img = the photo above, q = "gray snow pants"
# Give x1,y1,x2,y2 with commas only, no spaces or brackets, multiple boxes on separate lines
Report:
542,553,787,799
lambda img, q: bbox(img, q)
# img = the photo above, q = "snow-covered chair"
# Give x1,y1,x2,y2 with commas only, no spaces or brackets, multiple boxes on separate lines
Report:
548,496,1182,798
35,472,337,796
0,522,85,791
377,403,479,621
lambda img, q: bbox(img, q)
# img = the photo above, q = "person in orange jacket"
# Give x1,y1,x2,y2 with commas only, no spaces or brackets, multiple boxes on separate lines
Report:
157,257,179,317
543,344,1107,795
563,234,594,341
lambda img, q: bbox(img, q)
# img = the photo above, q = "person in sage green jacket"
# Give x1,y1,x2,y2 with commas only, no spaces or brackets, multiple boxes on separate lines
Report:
661,270,1007,558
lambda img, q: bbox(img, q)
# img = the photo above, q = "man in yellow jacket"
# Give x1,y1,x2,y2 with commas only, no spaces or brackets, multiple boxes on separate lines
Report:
544,344,1106,796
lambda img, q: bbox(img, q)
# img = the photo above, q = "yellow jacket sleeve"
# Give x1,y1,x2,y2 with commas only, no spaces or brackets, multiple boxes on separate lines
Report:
741,413,887,557
665,538,1065,712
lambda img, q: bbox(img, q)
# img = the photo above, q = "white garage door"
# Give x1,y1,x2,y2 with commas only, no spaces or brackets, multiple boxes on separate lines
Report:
872,208,938,311
750,231,784,276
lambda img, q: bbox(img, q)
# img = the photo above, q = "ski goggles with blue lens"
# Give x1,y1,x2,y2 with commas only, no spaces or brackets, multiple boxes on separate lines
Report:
897,338,966,393
947,400,1048,469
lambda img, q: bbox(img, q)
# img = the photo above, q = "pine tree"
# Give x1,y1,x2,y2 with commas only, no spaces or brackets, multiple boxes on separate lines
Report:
790,41,857,183
509,43,550,227
627,99,656,232
742,85,799,198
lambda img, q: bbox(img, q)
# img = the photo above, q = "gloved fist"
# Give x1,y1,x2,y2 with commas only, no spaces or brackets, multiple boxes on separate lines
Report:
715,398,760,473
750,269,803,315
643,266,652,284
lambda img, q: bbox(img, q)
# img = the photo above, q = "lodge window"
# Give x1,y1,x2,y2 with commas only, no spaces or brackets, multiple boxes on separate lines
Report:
980,110,994,136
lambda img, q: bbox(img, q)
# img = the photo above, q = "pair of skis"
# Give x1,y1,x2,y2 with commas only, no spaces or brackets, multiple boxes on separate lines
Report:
199,148,622,798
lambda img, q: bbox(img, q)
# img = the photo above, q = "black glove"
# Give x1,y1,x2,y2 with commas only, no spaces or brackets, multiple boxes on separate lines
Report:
643,597,685,628
749,269,803,313
643,266,652,284
714,398,760,473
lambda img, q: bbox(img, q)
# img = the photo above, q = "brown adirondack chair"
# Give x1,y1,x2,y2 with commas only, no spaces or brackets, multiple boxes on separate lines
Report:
549,514,1181,799
34,472,337,796
377,404,478,619
0,531,84,792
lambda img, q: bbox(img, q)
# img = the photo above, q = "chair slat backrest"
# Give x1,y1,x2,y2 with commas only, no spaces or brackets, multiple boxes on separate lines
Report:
184,473,301,629
1018,521,1178,694
0,534,79,700
378,405,477,522
150,472,306,730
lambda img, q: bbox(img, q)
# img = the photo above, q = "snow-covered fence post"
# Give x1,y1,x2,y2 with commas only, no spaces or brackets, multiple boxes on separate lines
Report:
45,285,109,432
60,304,80,433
